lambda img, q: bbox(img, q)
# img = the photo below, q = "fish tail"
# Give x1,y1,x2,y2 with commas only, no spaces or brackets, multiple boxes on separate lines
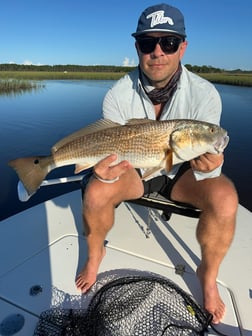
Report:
8,156,51,196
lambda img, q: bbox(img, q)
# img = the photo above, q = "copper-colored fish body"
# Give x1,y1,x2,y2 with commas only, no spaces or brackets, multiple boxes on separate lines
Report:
9,118,229,195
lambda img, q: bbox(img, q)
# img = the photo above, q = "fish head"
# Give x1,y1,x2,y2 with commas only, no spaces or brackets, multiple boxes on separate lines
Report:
170,121,229,162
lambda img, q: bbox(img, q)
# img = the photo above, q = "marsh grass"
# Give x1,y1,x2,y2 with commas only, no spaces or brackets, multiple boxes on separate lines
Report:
0,79,45,96
0,71,126,81
0,71,251,87
199,72,252,87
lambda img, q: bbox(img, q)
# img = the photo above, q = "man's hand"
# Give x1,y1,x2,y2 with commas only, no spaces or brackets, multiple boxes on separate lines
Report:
93,154,132,181
190,153,224,173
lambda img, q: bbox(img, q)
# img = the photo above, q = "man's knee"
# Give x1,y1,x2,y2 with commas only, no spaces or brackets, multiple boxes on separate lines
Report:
83,179,111,211
206,176,238,216
83,169,144,211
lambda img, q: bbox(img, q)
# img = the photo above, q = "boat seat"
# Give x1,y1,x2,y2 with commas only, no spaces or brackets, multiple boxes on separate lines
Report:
127,192,201,221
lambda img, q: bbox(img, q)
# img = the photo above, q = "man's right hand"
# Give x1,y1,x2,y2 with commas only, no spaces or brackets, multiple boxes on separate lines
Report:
93,154,132,182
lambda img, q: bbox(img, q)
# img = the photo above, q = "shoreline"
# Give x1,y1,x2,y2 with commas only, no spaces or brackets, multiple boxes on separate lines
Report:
0,71,251,95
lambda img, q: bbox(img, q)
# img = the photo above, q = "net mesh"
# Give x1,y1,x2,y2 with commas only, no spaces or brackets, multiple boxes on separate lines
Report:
34,274,212,336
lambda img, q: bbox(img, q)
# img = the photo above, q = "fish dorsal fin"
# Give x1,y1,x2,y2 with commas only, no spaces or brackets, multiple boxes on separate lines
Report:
52,119,120,152
126,118,154,126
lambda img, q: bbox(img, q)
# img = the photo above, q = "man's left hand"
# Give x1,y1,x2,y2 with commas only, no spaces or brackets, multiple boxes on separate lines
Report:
190,153,224,173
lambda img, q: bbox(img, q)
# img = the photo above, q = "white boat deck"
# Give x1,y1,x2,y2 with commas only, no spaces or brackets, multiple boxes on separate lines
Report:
0,190,251,335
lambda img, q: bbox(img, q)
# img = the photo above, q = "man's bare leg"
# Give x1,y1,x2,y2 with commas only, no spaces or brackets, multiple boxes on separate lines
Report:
196,208,235,324
76,164,144,293
75,195,113,293
171,170,238,323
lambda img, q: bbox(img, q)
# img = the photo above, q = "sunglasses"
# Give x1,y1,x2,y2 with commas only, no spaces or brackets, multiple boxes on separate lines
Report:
136,36,184,54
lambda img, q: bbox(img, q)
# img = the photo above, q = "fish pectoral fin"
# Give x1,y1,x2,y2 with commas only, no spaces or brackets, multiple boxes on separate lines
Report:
74,163,93,174
165,150,173,172
142,167,162,180
142,150,173,180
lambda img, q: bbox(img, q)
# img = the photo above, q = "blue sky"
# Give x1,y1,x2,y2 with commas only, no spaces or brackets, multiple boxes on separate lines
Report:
1,0,251,70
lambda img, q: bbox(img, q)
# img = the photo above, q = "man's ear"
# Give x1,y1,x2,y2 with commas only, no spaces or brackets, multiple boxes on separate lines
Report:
179,40,188,59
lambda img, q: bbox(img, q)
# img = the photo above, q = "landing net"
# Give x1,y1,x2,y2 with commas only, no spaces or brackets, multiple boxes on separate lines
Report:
34,274,212,336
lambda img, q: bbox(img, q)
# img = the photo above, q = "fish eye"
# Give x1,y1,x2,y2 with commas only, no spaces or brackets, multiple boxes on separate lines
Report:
210,127,214,133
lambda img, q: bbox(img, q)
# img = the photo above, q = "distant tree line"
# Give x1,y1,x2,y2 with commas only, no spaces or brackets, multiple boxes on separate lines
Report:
184,64,251,74
185,64,223,73
0,63,251,74
0,64,134,73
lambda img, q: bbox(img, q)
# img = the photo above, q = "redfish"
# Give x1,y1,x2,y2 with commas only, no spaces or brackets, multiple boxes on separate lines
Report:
9,118,229,195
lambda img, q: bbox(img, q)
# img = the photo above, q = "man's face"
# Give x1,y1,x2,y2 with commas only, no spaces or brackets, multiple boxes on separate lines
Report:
135,33,187,88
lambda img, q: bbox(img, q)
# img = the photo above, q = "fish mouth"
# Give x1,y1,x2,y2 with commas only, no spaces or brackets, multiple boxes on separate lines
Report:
214,135,229,153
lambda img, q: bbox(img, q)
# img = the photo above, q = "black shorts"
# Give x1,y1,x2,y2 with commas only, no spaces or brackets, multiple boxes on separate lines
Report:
141,162,191,201
81,162,191,202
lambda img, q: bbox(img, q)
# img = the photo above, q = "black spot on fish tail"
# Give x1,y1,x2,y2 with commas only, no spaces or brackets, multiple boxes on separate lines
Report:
8,156,51,195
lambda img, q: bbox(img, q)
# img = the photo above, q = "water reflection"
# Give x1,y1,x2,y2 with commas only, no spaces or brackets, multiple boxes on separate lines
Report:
216,84,252,211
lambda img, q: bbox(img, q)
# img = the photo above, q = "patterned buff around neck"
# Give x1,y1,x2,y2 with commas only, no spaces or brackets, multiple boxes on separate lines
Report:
140,63,182,105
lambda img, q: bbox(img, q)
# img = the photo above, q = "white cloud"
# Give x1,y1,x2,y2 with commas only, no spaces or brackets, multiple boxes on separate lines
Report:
122,57,136,67
23,60,33,65
23,60,44,66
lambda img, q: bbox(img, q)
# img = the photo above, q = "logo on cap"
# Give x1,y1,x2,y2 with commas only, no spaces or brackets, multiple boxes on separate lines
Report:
146,10,174,28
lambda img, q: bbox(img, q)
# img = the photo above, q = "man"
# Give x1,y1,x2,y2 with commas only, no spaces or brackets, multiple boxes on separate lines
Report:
76,3,238,324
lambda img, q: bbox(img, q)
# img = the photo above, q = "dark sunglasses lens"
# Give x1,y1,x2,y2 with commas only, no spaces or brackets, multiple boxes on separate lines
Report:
161,37,181,54
137,36,182,54
137,38,157,54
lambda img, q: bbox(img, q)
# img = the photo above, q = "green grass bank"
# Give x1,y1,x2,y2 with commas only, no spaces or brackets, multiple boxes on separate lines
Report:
0,71,125,81
0,71,251,95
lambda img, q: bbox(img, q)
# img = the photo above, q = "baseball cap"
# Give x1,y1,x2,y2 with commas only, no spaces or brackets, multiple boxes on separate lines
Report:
132,3,186,38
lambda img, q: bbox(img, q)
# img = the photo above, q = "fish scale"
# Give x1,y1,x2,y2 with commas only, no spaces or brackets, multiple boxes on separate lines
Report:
55,124,168,164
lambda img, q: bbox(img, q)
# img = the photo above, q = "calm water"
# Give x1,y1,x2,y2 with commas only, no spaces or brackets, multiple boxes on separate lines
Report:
0,80,251,220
